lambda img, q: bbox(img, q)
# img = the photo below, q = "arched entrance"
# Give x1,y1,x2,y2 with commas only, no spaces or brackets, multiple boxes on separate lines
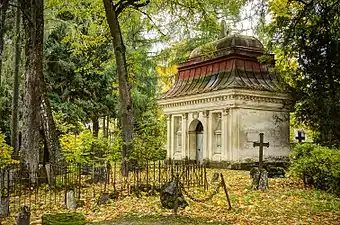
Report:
188,120,204,163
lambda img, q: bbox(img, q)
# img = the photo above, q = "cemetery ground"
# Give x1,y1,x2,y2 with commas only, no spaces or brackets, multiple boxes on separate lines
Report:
2,169,340,225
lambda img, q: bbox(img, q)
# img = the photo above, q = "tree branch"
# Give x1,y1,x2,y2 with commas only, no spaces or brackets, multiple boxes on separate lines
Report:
133,7,166,36
8,3,33,26
116,0,149,16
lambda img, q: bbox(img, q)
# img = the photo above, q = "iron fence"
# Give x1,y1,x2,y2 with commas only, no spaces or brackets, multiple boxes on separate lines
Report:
0,160,207,217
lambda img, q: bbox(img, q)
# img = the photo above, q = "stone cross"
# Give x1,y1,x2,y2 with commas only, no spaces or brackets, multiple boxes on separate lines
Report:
295,130,305,143
253,133,269,170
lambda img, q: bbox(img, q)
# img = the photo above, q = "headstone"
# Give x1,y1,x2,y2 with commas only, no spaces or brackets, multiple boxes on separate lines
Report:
0,196,9,217
253,133,269,170
160,181,187,209
66,190,77,209
16,206,30,225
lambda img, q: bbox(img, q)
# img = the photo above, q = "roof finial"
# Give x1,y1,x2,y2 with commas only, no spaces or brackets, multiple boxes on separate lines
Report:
219,20,229,39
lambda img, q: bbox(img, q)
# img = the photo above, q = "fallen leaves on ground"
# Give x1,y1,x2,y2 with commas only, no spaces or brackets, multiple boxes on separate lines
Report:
2,169,340,225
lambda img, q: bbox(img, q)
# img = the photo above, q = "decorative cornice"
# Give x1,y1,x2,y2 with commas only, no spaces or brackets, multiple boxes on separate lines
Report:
160,93,289,109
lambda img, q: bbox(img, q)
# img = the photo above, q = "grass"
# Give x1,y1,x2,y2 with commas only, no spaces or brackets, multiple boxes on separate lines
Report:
2,169,340,225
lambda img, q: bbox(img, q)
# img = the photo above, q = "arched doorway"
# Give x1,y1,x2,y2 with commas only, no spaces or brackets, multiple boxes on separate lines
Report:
188,120,204,163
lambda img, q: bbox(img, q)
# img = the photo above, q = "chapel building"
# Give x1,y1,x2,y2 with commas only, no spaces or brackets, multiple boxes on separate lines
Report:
157,32,291,167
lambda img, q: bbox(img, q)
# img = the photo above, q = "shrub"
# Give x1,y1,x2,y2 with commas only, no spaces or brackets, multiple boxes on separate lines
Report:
0,131,17,168
289,144,340,196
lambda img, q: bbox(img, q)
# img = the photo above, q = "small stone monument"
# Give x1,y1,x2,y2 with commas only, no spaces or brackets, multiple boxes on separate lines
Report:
252,133,270,191
16,206,30,225
66,190,77,209
0,196,9,217
160,181,187,209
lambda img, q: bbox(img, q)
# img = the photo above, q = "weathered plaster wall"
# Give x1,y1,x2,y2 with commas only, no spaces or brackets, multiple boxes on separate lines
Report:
237,108,290,162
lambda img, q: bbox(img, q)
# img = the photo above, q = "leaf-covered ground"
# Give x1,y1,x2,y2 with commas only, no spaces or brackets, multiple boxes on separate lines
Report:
2,170,340,225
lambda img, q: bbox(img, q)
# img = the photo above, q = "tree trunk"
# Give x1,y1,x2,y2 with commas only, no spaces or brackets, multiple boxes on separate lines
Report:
105,115,109,138
21,0,44,183
92,115,99,138
103,0,134,176
102,116,106,137
39,78,62,165
0,0,9,86
11,0,21,159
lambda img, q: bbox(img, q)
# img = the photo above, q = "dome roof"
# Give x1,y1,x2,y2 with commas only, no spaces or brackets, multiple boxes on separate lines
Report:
190,34,264,58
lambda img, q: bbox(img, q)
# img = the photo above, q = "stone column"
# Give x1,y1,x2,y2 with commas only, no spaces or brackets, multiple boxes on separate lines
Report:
182,113,188,159
170,115,175,160
230,108,239,161
222,109,229,161
203,110,210,162
207,111,213,160
166,114,172,159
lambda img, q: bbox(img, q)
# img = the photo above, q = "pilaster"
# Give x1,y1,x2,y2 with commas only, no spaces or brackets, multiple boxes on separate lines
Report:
203,110,210,161
170,114,175,159
182,113,188,159
222,109,229,161
166,114,172,159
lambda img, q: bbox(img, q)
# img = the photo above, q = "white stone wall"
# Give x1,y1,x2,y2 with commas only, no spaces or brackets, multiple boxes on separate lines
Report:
237,108,290,162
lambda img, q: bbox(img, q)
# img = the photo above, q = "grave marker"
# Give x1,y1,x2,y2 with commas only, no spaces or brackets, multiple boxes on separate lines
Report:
253,133,269,170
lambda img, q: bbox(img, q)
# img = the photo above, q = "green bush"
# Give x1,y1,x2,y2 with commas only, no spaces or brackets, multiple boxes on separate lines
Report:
42,213,86,225
0,131,17,168
289,144,340,196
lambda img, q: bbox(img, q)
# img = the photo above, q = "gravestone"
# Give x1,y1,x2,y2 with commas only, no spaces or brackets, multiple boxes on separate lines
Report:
0,196,9,217
66,190,77,209
251,168,269,191
252,133,269,191
295,130,306,143
160,181,187,209
16,206,30,225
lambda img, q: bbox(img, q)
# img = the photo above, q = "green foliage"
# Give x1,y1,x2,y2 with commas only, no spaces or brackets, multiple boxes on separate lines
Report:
60,130,94,164
289,144,340,196
132,103,166,162
0,131,17,168
266,0,340,146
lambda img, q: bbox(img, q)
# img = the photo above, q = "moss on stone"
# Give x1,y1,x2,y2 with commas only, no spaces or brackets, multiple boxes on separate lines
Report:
42,213,86,225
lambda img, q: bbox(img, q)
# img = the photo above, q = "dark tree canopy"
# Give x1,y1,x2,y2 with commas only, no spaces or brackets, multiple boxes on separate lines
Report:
269,0,340,146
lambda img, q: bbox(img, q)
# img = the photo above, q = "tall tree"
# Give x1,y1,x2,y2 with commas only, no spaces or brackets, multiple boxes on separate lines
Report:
21,0,44,177
11,0,21,158
103,0,145,176
0,0,9,85
266,0,340,146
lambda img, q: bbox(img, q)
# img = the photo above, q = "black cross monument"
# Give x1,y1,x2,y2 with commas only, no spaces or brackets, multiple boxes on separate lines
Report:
253,133,269,170
295,130,305,143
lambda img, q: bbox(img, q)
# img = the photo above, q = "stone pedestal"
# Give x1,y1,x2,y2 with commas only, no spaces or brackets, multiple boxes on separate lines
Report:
251,168,268,191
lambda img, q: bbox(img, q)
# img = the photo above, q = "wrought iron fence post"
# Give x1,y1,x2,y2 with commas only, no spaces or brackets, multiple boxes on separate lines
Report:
173,173,179,215
220,173,232,210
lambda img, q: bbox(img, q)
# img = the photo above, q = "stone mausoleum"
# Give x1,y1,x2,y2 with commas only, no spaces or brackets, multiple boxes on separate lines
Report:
157,31,291,167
